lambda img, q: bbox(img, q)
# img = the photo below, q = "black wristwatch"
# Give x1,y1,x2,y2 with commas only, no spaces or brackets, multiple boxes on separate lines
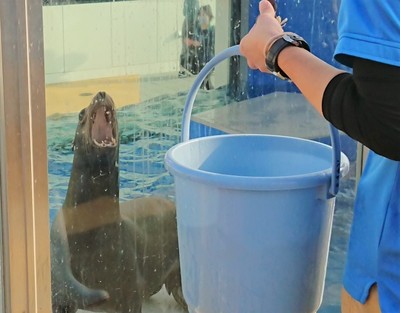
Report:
265,32,310,80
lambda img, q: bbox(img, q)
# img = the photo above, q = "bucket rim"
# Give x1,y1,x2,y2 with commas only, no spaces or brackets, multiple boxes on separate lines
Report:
165,134,349,191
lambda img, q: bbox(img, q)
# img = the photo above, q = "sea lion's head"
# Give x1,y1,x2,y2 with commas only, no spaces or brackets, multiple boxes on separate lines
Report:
73,91,118,154
71,91,119,179
63,92,120,226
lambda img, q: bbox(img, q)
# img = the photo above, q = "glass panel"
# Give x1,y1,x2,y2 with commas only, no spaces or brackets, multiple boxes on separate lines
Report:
44,1,356,313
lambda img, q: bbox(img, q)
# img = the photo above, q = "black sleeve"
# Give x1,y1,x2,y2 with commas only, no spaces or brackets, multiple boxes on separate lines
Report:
322,58,400,161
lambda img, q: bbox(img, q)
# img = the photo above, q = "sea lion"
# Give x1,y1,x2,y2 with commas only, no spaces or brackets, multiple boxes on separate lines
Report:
51,211,110,313
51,91,186,313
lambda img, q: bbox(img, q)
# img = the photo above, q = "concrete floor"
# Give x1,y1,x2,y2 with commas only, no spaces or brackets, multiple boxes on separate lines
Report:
77,287,187,313
45,72,196,116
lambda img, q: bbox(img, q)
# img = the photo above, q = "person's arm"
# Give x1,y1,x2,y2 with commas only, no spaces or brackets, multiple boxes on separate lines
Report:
240,0,344,115
322,58,400,160
277,47,344,115
240,0,400,160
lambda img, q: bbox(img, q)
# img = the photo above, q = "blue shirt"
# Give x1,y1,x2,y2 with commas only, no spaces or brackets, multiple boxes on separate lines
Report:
335,1,400,310
335,0,400,67
342,152,399,310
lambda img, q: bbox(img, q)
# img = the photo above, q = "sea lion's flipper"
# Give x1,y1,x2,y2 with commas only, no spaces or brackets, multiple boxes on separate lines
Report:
172,288,188,312
165,266,188,311
51,211,110,312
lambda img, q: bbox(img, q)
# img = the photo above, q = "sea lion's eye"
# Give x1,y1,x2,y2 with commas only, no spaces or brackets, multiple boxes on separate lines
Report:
79,109,86,121
91,112,96,123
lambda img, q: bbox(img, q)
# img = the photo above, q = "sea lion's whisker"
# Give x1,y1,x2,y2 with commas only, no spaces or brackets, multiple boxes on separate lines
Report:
91,172,107,181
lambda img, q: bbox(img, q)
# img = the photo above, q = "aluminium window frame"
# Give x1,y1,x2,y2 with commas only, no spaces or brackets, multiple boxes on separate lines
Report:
0,0,51,312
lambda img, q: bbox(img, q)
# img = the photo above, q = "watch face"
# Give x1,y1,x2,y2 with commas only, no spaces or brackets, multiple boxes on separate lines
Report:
265,32,309,79
283,33,306,48
282,34,294,43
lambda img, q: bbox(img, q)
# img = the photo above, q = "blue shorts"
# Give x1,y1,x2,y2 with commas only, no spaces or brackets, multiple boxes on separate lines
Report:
343,151,400,311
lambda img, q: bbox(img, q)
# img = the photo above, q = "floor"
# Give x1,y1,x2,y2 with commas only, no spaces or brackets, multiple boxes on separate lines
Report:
45,72,196,116
77,287,187,313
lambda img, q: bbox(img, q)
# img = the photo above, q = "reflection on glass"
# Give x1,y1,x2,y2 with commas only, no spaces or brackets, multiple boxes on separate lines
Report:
45,2,220,312
44,1,356,313
179,1,215,90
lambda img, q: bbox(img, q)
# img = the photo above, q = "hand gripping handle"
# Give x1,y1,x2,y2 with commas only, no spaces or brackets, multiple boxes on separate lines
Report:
181,45,343,197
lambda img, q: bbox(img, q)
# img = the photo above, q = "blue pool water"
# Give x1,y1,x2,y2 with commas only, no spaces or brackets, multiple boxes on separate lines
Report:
47,89,230,211
47,87,355,313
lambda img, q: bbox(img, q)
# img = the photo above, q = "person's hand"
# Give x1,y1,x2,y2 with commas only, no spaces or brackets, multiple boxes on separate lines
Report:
192,40,201,47
184,38,201,47
240,0,284,73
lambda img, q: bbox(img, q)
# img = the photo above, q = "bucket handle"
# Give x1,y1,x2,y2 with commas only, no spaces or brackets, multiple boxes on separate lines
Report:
181,45,342,198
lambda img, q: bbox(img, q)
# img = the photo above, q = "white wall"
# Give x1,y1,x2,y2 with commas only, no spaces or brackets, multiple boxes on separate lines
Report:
213,0,231,88
43,0,221,84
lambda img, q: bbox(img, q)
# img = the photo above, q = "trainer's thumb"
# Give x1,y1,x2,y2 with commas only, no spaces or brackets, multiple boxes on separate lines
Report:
259,0,276,15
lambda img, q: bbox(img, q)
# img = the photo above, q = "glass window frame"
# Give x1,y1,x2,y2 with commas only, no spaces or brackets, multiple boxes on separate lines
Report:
0,0,51,312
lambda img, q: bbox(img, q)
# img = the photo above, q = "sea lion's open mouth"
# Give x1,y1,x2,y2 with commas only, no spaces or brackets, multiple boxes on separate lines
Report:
90,105,117,148
76,91,118,150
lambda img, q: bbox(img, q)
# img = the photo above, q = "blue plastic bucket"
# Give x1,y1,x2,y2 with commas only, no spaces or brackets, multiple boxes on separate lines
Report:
165,46,350,313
